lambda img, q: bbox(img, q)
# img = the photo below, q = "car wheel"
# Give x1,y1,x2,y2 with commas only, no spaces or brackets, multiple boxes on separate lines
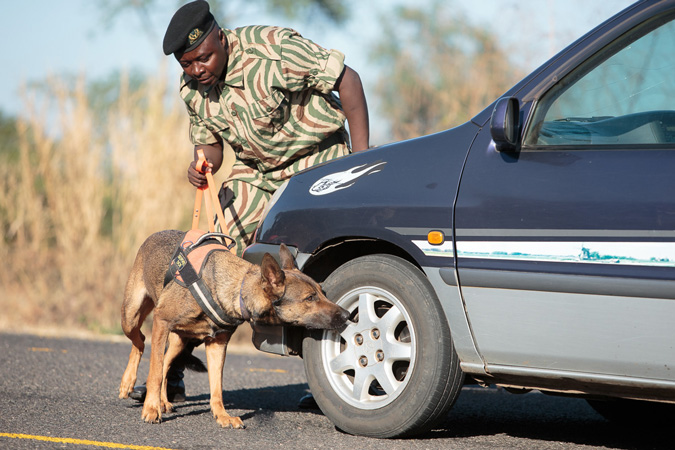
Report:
303,254,464,438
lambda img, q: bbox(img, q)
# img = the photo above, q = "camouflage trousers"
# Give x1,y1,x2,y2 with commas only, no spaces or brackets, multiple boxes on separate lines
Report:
216,180,273,257
214,136,350,256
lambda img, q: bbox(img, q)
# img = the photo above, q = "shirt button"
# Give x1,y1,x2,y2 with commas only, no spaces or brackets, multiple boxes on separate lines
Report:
232,109,238,116
266,106,273,112
246,48,254,54
310,69,318,75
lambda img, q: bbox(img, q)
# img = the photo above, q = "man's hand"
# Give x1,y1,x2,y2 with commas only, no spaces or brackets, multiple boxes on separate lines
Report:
187,159,212,187
187,143,224,187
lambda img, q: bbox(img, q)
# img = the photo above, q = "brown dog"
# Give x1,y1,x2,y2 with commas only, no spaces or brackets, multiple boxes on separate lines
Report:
118,229,349,428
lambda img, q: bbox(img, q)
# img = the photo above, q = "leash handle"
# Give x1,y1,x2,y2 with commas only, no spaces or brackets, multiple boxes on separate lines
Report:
205,170,228,236
195,150,208,174
191,150,234,251
192,188,203,230
192,150,208,230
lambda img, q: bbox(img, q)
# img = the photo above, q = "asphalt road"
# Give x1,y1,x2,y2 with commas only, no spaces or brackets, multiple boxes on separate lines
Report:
0,332,668,450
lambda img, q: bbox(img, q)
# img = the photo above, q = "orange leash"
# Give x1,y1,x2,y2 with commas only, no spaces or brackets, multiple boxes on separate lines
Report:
192,150,235,252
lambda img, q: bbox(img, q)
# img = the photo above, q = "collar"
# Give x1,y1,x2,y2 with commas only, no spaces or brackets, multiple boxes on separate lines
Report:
239,272,251,321
222,28,244,89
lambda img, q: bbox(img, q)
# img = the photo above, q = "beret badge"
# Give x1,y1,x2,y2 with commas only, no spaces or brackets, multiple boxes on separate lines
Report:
188,28,204,45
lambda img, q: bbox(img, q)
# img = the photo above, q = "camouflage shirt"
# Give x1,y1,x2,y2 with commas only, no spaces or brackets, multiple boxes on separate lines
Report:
179,26,351,192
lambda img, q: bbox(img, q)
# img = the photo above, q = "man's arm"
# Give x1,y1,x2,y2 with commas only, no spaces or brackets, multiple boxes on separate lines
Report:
336,65,370,152
187,142,224,187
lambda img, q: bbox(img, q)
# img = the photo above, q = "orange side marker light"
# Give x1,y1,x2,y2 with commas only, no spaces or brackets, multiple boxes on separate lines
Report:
427,230,445,245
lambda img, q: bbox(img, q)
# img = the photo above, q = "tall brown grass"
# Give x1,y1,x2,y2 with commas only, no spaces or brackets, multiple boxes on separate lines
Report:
0,71,233,336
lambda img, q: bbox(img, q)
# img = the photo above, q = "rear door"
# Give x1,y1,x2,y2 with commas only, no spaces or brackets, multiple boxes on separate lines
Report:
455,9,675,381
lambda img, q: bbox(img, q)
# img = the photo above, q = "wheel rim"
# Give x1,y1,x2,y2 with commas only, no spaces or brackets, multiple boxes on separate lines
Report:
320,286,416,409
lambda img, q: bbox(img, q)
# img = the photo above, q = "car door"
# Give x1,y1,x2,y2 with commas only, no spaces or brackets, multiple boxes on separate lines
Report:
455,10,675,381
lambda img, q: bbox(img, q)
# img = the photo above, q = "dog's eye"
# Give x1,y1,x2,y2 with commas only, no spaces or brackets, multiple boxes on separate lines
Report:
305,294,316,302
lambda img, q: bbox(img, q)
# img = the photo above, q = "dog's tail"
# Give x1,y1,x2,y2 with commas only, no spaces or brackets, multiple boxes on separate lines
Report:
170,341,208,373
172,352,208,372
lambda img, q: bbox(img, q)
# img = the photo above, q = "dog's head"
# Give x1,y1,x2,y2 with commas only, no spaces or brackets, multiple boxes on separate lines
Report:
256,244,350,330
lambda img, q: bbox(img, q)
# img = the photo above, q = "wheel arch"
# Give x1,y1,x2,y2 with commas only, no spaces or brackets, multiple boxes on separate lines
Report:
301,237,423,283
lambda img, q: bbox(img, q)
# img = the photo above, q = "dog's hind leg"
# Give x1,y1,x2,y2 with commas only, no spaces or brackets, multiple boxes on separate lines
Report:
119,286,155,399
142,314,170,424
204,330,245,429
159,332,186,413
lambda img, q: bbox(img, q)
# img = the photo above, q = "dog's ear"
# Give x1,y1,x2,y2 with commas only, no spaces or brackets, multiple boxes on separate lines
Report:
261,253,286,291
279,243,296,271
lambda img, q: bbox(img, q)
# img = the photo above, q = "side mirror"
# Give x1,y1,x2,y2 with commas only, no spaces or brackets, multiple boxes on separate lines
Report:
490,97,520,153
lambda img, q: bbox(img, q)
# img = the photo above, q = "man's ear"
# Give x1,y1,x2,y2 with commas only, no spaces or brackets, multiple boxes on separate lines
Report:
261,253,285,290
279,244,296,271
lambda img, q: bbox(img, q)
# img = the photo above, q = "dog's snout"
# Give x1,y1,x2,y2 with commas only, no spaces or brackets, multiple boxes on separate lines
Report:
339,308,351,323
330,306,351,328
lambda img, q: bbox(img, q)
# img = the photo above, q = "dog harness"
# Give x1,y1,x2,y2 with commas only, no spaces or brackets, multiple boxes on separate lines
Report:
165,229,245,329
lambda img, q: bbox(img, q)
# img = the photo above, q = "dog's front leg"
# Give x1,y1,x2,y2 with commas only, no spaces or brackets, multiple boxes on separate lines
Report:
205,331,244,429
141,314,170,424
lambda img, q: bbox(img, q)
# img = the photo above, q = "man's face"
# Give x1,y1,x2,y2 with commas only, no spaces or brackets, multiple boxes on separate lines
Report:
177,29,227,86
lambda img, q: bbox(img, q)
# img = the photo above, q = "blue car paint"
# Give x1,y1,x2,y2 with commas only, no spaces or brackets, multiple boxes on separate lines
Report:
244,0,675,401
255,122,478,267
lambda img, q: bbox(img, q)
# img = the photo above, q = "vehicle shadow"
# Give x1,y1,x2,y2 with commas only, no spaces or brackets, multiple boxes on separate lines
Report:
423,386,670,449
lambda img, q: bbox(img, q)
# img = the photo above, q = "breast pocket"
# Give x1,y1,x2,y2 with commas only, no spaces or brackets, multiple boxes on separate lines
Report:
248,89,288,140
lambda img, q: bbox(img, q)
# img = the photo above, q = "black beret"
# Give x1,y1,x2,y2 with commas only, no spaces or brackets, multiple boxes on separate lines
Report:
163,0,217,56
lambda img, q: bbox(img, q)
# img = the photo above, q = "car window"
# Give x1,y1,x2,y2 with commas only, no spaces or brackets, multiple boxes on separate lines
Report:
524,16,675,147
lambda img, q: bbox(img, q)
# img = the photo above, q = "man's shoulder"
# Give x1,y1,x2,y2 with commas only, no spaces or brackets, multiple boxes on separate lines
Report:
233,25,297,46
178,73,202,103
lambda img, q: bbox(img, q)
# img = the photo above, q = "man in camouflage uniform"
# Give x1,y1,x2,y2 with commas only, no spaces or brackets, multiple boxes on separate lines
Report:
168,0,370,255
130,0,369,406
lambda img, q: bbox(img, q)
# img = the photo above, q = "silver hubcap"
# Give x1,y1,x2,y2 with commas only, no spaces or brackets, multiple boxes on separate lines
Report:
321,286,415,409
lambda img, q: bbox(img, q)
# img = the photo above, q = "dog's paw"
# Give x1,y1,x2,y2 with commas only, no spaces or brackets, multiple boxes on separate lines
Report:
161,400,174,413
118,385,133,399
119,382,134,399
216,415,245,429
141,404,162,424
119,373,137,399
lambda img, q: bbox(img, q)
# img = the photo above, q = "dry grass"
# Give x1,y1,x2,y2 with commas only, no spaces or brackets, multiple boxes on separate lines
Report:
0,70,246,343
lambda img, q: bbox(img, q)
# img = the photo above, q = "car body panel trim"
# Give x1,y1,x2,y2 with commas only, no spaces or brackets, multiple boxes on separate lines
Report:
438,268,457,286
456,241,675,268
476,364,675,391
459,268,675,300
461,362,675,401
456,228,675,238
412,240,454,258
387,227,454,237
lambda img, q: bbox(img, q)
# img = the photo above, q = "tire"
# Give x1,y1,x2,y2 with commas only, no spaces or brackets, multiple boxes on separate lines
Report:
303,254,464,438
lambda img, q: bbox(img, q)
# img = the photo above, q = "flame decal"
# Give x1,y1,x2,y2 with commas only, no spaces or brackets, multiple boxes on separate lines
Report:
309,161,386,196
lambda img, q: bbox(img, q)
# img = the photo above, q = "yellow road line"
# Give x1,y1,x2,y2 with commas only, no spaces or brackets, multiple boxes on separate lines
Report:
247,368,287,373
30,347,67,353
0,433,176,450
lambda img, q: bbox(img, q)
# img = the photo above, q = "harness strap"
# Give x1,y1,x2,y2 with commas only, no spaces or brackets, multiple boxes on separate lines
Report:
189,278,235,329
164,231,242,329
